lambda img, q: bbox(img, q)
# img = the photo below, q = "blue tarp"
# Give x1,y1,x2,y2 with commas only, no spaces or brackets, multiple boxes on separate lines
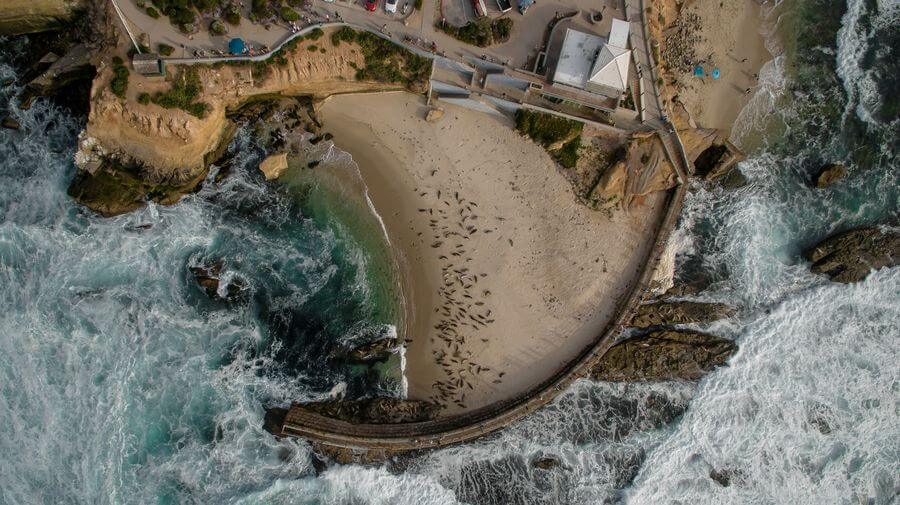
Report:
518,0,534,13
229,38,245,55
694,65,704,77
712,67,721,80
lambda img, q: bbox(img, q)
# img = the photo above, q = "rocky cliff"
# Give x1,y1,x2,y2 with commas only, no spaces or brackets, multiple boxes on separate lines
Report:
0,0,85,35
587,131,678,209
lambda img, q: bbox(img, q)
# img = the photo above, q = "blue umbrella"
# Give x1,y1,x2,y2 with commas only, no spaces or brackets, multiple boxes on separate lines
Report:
694,65,704,77
228,38,245,55
712,67,721,80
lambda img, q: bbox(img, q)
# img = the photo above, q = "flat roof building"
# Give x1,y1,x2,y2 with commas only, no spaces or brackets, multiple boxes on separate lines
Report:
552,22,632,100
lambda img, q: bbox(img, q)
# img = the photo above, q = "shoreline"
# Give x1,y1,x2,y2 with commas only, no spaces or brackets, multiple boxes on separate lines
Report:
318,92,670,415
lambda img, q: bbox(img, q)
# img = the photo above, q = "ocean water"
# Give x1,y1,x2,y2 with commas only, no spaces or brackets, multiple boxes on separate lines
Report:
1,0,898,503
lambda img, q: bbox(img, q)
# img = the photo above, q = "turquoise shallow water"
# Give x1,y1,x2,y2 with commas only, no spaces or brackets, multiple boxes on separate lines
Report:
1,0,898,502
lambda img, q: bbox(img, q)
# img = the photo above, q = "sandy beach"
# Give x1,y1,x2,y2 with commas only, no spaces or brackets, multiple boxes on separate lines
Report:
319,93,668,416
659,0,773,136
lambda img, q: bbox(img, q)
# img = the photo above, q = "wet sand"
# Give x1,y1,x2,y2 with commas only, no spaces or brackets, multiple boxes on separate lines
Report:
319,92,668,416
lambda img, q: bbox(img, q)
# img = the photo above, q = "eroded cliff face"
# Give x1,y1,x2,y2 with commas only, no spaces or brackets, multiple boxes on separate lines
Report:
0,0,85,35
588,131,677,209
77,37,385,184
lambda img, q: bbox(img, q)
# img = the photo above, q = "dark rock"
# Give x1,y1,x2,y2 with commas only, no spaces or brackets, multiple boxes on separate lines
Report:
693,141,745,181
22,44,96,116
532,456,561,470
1,117,20,130
814,162,846,188
307,160,320,169
67,161,205,217
632,300,735,328
804,227,900,283
591,329,737,382
345,338,399,364
1,78,14,87
294,397,440,424
189,260,246,300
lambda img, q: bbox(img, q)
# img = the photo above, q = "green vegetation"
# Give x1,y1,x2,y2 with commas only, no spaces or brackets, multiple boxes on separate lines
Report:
158,43,175,56
306,28,324,41
151,0,197,26
331,26,356,46
436,17,513,47
414,0,422,9
307,45,318,52
146,6,161,18
224,6,241,25
137,92,151,105
109,56,129,99
557,138,581,169
280,7,299,21
350,30,432,88
514,109,584,167
251,0,273,20
150,66,210,118
209,19,227,35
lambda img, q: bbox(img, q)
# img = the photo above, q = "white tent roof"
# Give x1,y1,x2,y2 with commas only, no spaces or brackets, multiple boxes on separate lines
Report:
587,44,631,92
552,29,605,89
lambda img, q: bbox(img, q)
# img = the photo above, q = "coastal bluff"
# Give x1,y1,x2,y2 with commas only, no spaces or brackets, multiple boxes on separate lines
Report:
73,27,419,215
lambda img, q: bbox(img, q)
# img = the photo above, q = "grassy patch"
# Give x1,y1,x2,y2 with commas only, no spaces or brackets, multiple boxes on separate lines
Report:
350,30,431,88
280,6,300,21
151,66,210,118
158,43,175,56
137,92,151,104
515,109,584,167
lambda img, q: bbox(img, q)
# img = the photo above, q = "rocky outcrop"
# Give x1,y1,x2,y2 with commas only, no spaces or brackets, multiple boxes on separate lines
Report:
804,227,900,283
425,107,445,122
679,127,745,182
189,260,246,301
588,131,677,209
20,43,95,115
814,162,846,188
345,338,400,364
632,300,735,328
532,456,562,470
591,329,737,382
259,153,289,180
0,0,85,35
292,397,440,424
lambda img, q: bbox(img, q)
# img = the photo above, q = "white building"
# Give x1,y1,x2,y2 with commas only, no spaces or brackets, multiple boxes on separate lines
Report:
552,19,632,100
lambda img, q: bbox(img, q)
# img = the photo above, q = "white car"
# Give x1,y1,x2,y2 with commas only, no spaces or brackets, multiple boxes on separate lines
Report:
385,0,399,13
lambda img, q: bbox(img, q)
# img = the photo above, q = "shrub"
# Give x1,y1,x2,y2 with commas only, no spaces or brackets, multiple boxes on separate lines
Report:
306,28,324,41
146,6,161,18
209,19,227,35
307,45,318,52
556,137,581,168
280,6,300,21
251,0,272,19
414,0,422,9
138,92,151,104
493,18,512,42
224,6,240,25
137,0,146,7
331,26,356,46
109,58,129,98
151,66,210,118
158,43,175,56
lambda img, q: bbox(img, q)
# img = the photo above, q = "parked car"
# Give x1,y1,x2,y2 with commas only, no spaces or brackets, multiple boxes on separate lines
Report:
365,0,378,11
385,0,399,13
496,0,511,13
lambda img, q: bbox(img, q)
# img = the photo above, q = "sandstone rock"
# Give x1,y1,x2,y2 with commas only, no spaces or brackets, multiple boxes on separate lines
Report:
815,162,846,188
804,227,900,283
591,329,737,382
294,397,440,424
632,300,735,328
588,132,677,209
425,107,445,122
0,0,86,35
259,152,289,180
346,338,399,364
